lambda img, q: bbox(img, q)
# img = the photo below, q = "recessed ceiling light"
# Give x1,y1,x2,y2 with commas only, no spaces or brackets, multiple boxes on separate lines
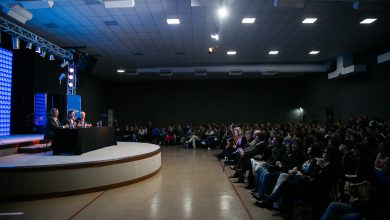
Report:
117,69,125,73
217,7,228,19
309,51,320,55
242,18,256,24
167,19,180,24
360,18,377,24
227,51,237,55
269,50,279,55
302,18,317,24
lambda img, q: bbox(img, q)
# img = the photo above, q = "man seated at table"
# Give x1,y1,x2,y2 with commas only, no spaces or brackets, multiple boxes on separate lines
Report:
76,111,92,128
44,108,68,140
64,110,77,128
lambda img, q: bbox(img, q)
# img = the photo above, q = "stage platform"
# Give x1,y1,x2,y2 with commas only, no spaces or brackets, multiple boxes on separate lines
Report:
0,142,161,200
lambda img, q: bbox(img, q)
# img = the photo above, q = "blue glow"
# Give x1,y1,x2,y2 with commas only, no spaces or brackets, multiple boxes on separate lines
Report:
0,47,12,136
34,93,47,127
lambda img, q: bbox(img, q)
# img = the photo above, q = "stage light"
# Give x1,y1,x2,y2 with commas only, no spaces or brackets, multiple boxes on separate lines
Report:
217,7,228,19
69,67,74,73
208,47,214,54
61,59,69,68
211,34,219,40
12,36,20,49
68,75,74,80
49,54,55,61
35,46,41,53
26,42,33,49
68,82,73,87
40,51,47,58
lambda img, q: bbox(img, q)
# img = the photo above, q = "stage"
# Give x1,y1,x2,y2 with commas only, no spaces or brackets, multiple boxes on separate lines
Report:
0,142,161,200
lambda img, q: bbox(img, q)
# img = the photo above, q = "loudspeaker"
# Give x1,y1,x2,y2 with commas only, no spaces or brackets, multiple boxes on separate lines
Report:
77,54,97,74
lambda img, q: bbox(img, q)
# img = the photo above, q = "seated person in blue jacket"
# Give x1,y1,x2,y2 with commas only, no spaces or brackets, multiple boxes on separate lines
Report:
76,111,92,128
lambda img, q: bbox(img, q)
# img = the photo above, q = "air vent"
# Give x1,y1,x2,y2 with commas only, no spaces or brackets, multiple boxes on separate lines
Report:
195,69,207,76
160,69,172,76
133,52,143,56
229,70,243,76
103,20,118,26
43,22,59,28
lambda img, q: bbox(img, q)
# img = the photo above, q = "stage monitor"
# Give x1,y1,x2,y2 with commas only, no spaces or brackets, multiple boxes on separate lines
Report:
0,47,12,136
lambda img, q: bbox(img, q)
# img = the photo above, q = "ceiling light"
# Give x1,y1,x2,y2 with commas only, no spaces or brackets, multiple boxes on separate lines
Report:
360,18,377,24
208,47,214,54
242,18,256,24
117,69,125,73
35,46,41,53
26,42,33,49
309,51,320,55
227,51,236,55
217,7,228,19
12,36,20,49
49,54,55,61
302,18,317,24
211,34,219,40
167,19,180,24
269,50,279,55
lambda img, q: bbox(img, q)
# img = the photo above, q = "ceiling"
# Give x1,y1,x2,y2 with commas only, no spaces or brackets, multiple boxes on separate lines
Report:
2,0,390,81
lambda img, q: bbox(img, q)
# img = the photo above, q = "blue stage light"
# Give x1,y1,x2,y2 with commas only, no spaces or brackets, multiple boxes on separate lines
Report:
0,47,12,136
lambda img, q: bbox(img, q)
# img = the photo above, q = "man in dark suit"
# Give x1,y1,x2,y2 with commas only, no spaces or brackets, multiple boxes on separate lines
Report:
44,108,67,140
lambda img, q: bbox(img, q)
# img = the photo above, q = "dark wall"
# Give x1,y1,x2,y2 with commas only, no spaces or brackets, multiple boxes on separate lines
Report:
302,45,390,122
110,79,304,126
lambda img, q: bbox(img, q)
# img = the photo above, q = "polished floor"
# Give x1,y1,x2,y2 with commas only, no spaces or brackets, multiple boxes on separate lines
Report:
0,145,281,220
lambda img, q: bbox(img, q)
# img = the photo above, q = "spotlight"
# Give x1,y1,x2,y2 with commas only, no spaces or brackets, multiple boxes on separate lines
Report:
40,51,47,58
211,34,219,40
208,47,214,54
68,75,74,80
12,36,20,49
49,54,55,61
69,67,74,73
68,82,73,87
35,46,41,53
217,7,228,19
26,42,33,49
60,59,69,68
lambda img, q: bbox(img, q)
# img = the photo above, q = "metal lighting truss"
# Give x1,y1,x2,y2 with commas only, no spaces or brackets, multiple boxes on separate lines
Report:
0,16,73,60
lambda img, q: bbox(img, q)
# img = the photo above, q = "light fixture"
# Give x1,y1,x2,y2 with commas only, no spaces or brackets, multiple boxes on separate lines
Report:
360,18,377,24
117,69,125,73
242,18,256,24
309,50,320,55
208,47,214,54
40,51,47,58
227,51,236,55
12,36,20,49
49,54,55,61
35,46,41,53
302,18,317,24
3,4,33,24
68,82,73,87
68,75,74,80
269,50,279,55
167,19,180,24
69,67,74,73
217,7,228,19
299,107,303,111
211,34,219,40
60,59,69,68
26,42,33,49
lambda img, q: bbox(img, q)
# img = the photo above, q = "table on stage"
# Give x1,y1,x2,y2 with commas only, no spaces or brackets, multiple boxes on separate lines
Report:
51,127,117,155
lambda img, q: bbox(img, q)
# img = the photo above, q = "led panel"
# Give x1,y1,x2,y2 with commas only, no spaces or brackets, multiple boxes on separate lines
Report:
34,93,47,127
0,47,12,136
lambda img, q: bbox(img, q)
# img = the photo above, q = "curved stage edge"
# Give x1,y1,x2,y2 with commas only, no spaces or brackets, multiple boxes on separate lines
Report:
0,142,161,200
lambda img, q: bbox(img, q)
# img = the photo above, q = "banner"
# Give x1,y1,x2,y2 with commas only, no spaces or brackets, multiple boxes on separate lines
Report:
66,95,81,119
